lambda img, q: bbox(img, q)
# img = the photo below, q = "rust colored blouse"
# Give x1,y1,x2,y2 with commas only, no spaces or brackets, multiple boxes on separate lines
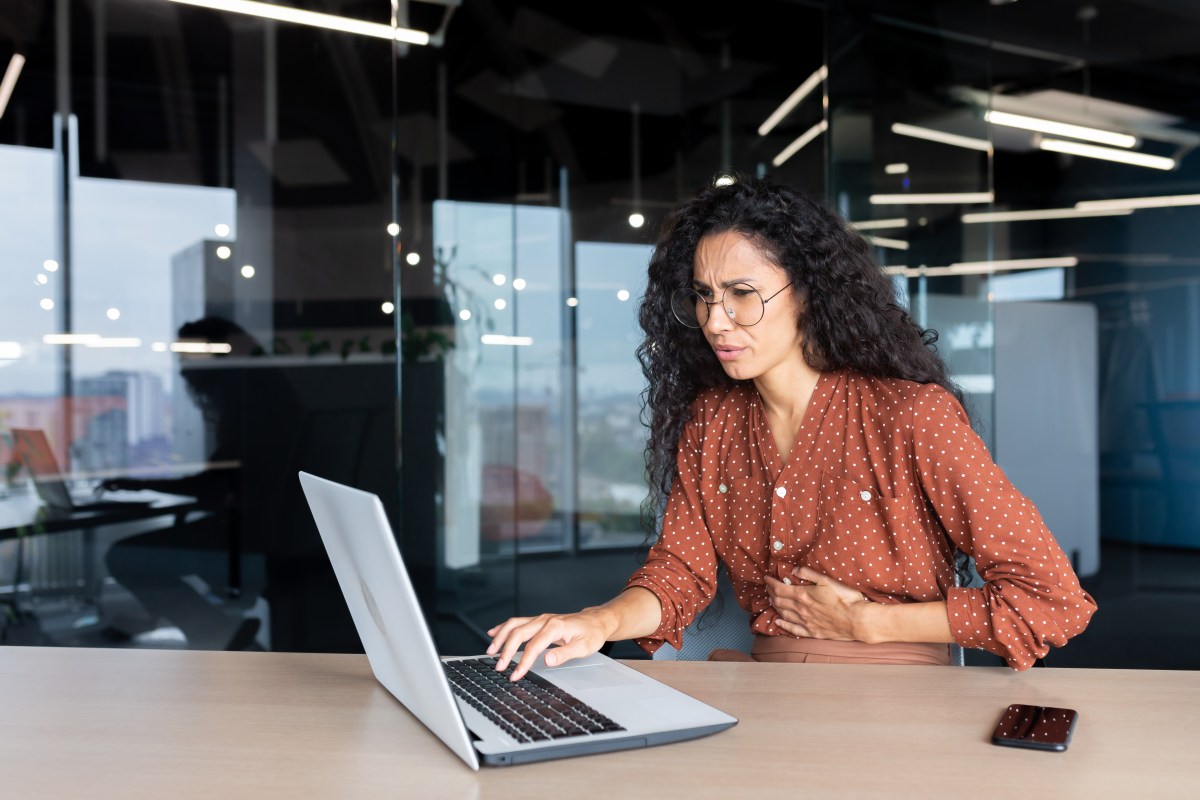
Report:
625,369,1097,670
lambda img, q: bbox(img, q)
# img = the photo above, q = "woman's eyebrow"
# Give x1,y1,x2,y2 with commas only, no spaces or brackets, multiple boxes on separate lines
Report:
692,277,759,289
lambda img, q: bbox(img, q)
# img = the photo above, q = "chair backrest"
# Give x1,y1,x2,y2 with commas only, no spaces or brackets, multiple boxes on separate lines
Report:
651,568,753,661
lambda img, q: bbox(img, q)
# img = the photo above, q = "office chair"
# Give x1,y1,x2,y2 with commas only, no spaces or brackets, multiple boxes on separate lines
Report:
650,567,754,661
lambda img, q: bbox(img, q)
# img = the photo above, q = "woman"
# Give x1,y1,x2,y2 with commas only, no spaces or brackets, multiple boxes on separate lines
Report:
99,316,267,650
487,177,1096,678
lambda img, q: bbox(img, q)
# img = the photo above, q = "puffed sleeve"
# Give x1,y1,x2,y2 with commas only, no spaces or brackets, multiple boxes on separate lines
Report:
912,384,1097,670
624,409,719,655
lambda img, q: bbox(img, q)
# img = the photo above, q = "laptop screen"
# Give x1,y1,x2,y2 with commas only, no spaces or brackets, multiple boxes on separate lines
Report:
10,428,74,508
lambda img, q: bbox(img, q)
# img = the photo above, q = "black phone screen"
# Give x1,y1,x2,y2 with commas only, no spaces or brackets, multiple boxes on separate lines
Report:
991,704,1078,751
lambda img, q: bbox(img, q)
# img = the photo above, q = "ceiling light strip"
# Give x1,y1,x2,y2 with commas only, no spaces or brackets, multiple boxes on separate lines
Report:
43,334,101,345
867,236,909,251
870,192,994,205
758,66,827,137
1039,139,1175,170
480,335,533,347
962,207,1134,223
0,53,26,119
891,122,992,152
850,218,909,231
888,257,1078,278
771,119,827,167
164,0,431,45
171,341,233,353
1075,194,1200,212
985,110,1136,148
949,257,1079,271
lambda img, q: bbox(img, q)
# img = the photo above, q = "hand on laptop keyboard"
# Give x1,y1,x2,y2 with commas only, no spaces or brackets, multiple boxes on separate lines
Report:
95,478,146,495
444,658,625,743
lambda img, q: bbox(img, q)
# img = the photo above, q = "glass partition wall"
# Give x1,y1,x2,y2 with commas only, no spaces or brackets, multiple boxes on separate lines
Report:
1,0,400,651
4,1,1199,669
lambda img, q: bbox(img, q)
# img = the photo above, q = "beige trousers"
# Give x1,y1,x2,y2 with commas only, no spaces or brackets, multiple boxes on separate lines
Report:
709,635,951,666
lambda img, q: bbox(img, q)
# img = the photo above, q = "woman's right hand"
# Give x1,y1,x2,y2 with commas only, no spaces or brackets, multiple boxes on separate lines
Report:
486,607,616,681
96,477,144,493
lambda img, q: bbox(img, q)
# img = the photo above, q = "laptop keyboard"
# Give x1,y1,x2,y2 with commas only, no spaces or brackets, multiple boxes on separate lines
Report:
443,657,626,744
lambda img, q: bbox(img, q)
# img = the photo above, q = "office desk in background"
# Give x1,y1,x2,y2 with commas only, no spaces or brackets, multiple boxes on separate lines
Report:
1,489,205,600
2,647,1197,797
0,489,202,541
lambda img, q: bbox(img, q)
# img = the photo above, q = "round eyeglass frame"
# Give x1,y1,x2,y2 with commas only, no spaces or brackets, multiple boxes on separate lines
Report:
670,281,793,328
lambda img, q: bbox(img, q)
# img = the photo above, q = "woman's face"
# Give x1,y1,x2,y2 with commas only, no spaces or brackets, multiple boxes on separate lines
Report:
691,231,805,382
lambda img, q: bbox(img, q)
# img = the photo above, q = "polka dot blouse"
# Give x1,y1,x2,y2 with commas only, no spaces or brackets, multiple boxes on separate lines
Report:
625,369,1098,671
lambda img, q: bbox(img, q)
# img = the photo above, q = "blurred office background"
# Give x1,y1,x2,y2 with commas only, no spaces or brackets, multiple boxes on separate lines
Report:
1,0,1197,668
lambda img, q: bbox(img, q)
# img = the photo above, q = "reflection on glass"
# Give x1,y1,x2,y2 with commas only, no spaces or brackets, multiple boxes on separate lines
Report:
576,242,651,549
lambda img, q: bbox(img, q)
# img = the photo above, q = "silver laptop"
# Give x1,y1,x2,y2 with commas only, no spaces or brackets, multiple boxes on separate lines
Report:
298,471,737,769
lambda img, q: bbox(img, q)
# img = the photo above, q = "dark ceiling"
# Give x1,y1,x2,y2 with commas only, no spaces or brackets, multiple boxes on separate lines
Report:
2,1,1198,223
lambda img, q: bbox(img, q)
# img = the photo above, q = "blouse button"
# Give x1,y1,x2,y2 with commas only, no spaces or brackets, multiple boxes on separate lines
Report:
775,486,787,498
772,540,784,551
782,577,791,585
859,490,872,501
718,483,728,494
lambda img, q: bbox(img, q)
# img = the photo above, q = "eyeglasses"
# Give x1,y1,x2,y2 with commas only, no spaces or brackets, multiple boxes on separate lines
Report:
670,281,793,328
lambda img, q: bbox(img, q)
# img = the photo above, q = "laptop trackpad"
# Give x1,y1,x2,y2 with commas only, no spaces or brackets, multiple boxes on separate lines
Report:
539,655,641,691
546,665,639,691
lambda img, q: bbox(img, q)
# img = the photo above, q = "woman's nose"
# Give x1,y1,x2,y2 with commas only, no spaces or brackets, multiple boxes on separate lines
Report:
704,300,734,332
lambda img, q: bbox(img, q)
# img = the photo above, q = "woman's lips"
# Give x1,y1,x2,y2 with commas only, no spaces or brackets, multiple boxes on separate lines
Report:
714,346,745,362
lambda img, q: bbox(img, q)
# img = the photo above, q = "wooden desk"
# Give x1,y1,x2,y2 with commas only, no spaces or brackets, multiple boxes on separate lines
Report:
2,647,1197,797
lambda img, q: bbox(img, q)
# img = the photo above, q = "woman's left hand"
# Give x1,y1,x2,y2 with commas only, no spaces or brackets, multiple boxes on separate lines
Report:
765,566,869,641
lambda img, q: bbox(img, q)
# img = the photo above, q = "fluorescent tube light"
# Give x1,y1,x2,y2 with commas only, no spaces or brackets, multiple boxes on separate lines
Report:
0,342,22,359
1039,138,1175,170
888,257,1078,277
867,236,909,251
891,123,992,153
962,207,1133,223
870,192,993,205
85,338,143,348
985,110,1136,148
170,341,233,353
1075,193,1200,212
758,66,827,137
164,0,431,45
771,119,828,167
43,334,101,345
850,218,908,231
884,163,909,175
480,335,533,347
948,257,1079,271
0,53,26,120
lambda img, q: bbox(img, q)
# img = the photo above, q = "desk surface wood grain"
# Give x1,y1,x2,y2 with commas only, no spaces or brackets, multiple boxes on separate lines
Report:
2,646,1197,798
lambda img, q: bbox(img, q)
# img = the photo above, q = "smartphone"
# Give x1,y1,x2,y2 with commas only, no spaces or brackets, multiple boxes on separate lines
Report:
991,704,1078,752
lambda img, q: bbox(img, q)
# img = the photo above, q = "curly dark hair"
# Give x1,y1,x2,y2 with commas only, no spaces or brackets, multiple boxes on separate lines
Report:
636,177,965,535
